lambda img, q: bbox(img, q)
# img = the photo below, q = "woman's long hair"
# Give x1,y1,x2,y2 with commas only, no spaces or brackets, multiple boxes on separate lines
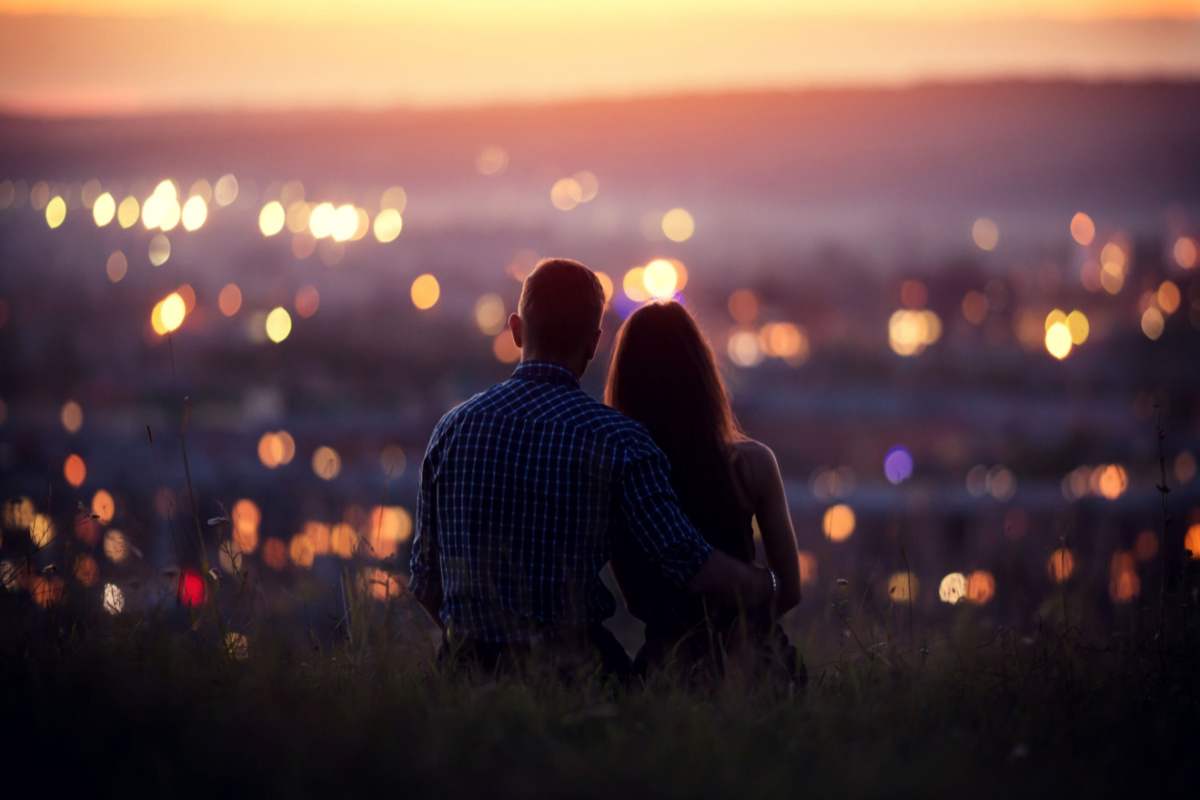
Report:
606,301,749,557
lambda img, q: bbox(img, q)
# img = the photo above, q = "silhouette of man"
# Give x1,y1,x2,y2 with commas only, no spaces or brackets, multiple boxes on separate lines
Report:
409,258,776,678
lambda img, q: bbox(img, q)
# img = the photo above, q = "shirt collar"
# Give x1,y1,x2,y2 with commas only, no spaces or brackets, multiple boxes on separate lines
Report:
511,360,581,388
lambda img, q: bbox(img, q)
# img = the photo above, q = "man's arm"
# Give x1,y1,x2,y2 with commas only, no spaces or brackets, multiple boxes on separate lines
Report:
409,435,445,630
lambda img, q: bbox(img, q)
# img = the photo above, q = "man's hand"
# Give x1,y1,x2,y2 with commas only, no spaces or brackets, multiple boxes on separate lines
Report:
685,549,775,611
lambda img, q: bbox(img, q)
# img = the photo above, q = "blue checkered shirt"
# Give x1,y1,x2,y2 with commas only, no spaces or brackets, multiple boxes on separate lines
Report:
410,360,713,643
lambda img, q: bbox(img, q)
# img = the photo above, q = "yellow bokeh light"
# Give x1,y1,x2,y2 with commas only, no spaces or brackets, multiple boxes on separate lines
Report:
265,307,292,343
1070,212,1095,245
1174,236,1197,269
370,504,413,545
92,192,115,226
259,201,285,236
309,202,335,238
330,204,358,242
887,572,919,603
1097,464,1128,500
103,530,128,563
1157,280,1181,314
141,194,164,229
153,180,177,202
373,208,403,243
218,283,242,316
331,523,358,559
889,309,936,356
61,401,83,433
1066,310,1089,345
159,199,181,232
1100,266,1124,295
181,196,207,231
661,208,695,242
189,179,213,203
1045,321,1072,359
574,171,599,202
551,178,583,211
1047,548,1075,583
1044,308,1067,331
475,294,506,336
411,274,440,310
160,293,186,333
64,454,86,487
117,196,139,228
214,174,239,206
312,446,342,480
148,233,170,266
622,267,649,303
150,300,167,335
595,272,614,306
91,489,114,524
286,201,311,234
642,259,678,299
476,146,508,176
822,504,855,542
759,322,809,364
289,532,315,568
938,572,967,604
45,196,66,229
1141,307,1165,340
972,217,999,251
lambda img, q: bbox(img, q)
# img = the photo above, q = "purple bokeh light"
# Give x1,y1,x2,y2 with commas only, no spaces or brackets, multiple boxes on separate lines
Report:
884,445,914,485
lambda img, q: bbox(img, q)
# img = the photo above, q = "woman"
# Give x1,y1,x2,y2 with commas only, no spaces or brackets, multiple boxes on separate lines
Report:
605,300,802,680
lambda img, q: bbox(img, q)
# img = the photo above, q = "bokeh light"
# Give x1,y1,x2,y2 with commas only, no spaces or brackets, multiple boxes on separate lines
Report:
181,196,207,231
103,530,128,563
623,267,649,303
1141,307,1164,340
92,490,115,524
232,498,261,554
475,294,506,335
214,174,239,206
476,145,508,176
972,217,999,251
1108,551,1140,603
661,208,695,242
218,284,242,316
148,234,170,266
938,572,967,604
106,251,127,282
1066,310,1089,344
727,330,763,367
61,400,83,433
493,331,521,363
312,446,341,480
728,289,759,323
822,504,855,542
73,554,99,587
265,307,292,343
642,259,678,299
1185,524,1200,560
1070,212,1095,245
117,196,139,228
1174,236,1197,269
64,454,86,487
373,208,403,242
966,571,995,605
178,567,205,607
411,274,440,310
887,572,919,603
259,201,285,236
884,446,913,484
1047,548,1075,583
160,293,186,333
103,583,124,614
92,192,115,226
551,178,583,210
295,286,320,318
1157,280,1181,314
45,196,66,228
1045,321,1072,359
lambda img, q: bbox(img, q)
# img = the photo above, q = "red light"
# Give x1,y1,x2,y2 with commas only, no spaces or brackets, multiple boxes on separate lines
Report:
178,567,206,607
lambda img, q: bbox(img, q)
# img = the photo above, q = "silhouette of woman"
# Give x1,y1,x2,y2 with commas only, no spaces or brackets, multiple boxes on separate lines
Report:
606,300,802,681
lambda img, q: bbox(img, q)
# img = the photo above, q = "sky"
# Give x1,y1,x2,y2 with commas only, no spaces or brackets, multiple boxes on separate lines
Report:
1,1,1198,115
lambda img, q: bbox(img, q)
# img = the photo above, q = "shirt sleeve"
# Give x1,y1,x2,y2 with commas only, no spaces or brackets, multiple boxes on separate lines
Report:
408,427,444,609
617,443,713,588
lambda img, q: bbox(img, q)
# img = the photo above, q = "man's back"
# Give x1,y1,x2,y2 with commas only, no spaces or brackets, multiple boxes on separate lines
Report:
410,360,711,643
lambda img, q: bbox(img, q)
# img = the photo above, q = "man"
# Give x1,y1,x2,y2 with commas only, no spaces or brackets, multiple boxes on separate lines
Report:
409,258,777,677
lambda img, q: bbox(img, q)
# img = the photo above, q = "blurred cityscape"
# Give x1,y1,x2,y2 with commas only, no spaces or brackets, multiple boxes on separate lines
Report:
1,80,1198,651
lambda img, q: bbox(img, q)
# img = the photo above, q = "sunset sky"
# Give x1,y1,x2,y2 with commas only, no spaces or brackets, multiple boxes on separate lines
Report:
1,1,1198,115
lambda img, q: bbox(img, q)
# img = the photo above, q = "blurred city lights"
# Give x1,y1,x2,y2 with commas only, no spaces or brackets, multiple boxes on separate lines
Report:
938,572,967,604
727,330,764,367
1070,212,1095,245
574,171,599,202
551,178,583,211
74,554,99,587
102,583,124,614
106,250,127,282
218,284,242,316
61,400,83,433
148,233,170,266
1141,307,1165,340
178,567,206,607
1157,280,1181,314
265,307,292,343
966,571,996,605
728,289,759,323
493,331,521,363
661,208,695,242
331,204,358,241
475,294,506,335
595,272,614,305
1066,310,1090,344
103,530,128,563
45,196,66,228
64,454,86,487
295,286,319,318
262,538,287,570
1175,236,1197,268
1185,524,1200,559
1047,548,1075,582
380,186,407,214
1108,551,1140,603
160,293,186,333
411,274,440,309
884,446,913,484
214,174,239,206
312,446,341,480
822,504,855,541
887,572,918,602
92,192,115,226
1045,321,1072,359
888,309,941,356
258,431,296,469
259,201,286,236
92,489,115,524
232,498,261,553
181,195,207,231
117,196,139,228
476,145,508,176
972,217,999,251
642,259,679,299
373,208,402,242
622,267,649,303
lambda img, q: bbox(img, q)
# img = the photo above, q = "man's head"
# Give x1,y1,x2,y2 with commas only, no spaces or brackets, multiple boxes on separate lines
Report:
510,258,605,376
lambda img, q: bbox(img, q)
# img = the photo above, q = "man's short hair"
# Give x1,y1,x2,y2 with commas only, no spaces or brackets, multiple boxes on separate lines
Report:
518,258,605,358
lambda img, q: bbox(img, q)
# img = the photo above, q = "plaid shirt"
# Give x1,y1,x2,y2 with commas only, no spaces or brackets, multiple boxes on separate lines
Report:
410,360,713,643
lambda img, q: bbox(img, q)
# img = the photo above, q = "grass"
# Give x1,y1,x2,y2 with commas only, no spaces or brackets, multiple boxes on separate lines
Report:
2,570,1197,799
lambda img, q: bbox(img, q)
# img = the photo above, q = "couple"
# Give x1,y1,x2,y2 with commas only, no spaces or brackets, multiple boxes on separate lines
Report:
409,258,801,682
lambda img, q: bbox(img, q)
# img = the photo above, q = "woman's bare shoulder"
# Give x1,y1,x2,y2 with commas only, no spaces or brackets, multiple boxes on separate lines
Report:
729,438,781,504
